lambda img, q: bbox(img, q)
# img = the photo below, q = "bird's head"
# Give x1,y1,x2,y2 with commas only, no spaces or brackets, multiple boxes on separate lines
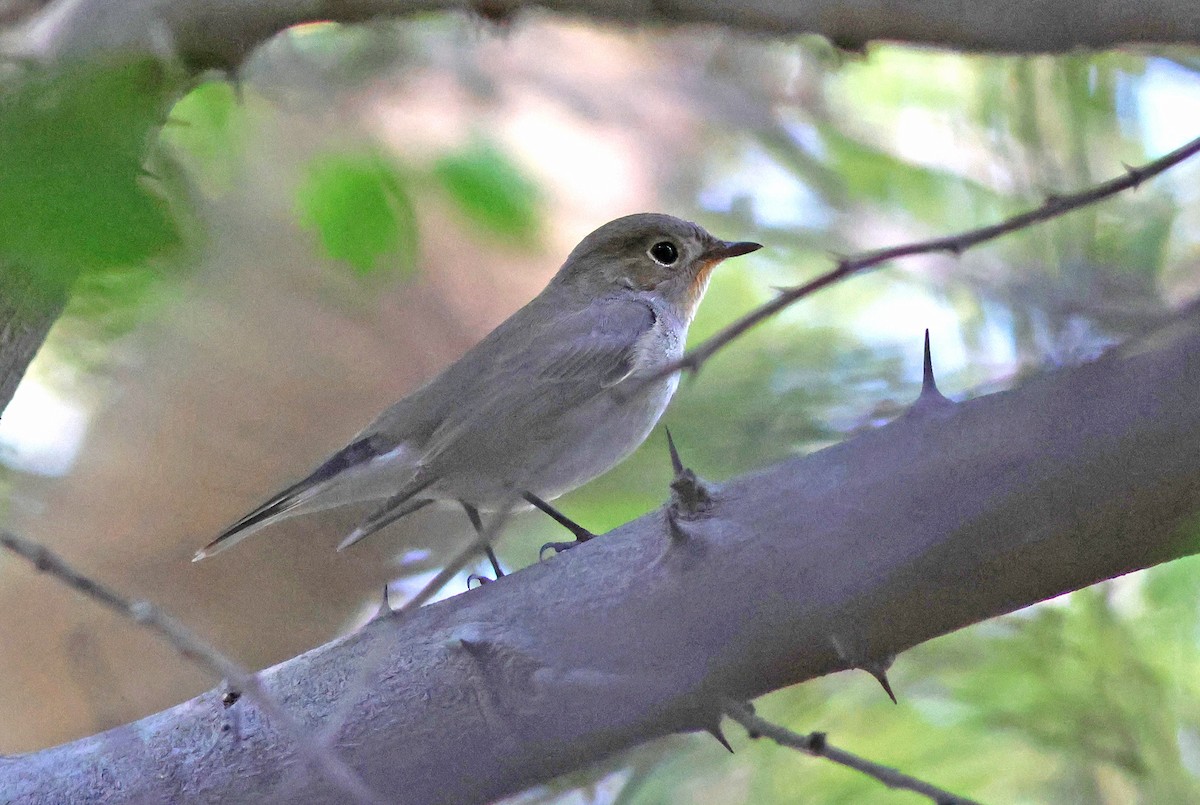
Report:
554,213,761,321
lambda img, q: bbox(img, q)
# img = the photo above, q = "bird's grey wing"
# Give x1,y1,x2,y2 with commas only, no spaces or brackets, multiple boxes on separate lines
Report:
420,297,657,466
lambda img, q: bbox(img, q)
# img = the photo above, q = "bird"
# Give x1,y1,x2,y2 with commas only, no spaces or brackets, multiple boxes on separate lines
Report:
193,213,760,571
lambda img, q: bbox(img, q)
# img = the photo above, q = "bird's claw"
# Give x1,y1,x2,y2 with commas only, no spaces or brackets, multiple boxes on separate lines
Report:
466,573,492,589
539,540,581,560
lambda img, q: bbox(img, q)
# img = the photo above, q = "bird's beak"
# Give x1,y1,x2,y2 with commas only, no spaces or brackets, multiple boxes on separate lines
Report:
703,240,763,261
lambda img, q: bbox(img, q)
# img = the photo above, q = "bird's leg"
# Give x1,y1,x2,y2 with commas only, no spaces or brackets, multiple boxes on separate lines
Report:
524,491,595,559
461,501,505,585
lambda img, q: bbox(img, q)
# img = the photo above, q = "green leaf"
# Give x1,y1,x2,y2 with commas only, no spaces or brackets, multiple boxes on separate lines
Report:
294,151,418,276
0,57,183,294
432,140,540,242
159,79,245,192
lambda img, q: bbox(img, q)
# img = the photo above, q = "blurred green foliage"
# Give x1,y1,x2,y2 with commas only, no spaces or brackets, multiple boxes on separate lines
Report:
0,57,183,300
159,79,246,194
432,138,542,243
295,151,419,276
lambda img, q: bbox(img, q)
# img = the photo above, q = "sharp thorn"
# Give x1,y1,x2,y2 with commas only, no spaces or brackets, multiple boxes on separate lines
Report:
707,724,734,753
870,668,898,704
911,328,952,413
922,328,938,396
371,583,394,621
665,427,684,476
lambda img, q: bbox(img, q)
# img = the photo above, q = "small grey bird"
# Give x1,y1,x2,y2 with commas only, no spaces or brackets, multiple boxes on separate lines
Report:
194,213,760,567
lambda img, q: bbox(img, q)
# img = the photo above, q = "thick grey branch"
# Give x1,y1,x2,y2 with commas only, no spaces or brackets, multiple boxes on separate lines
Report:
0,532,383,805
5,0,1200,69
5,300,1200,804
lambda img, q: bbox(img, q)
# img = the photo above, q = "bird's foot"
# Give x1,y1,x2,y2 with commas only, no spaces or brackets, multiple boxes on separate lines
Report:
538,537,590,560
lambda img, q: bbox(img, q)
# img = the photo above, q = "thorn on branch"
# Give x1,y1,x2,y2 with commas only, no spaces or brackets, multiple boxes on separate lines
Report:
665,426,684,475
831,634,901,704
369,584,395,622
909,329,954,416
221,689,242,708
707,723,735,753
868,665,898,705
665,428,714,516
1121,161,1144,188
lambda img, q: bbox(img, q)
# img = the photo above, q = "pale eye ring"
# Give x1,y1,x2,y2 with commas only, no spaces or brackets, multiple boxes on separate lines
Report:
648,241,679,266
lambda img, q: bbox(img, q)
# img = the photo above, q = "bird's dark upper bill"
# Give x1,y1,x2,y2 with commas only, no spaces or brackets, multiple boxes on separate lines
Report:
707,240,763,259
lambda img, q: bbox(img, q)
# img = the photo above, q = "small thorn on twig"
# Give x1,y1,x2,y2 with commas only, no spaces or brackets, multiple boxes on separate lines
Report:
221,689,242,708
942,241,963,258
1044,192,1064,208
1122,162,1143,188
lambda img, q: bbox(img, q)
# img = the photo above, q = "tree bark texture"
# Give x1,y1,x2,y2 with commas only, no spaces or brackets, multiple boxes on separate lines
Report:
4,301,1200,804
0,264,67,417
6,0,1200,70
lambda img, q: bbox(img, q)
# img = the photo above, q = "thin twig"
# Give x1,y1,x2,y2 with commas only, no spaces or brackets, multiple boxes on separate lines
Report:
650,134,1200,381
0,531,385,805
723,699,982,805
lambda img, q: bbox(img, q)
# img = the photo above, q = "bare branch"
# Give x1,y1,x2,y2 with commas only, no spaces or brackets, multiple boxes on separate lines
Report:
0,531,384,805
4,0,1200,68
649,134,1200,382
723,700,980,805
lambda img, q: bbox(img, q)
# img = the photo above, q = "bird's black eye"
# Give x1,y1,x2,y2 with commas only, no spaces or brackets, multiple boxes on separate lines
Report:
649,241,679,266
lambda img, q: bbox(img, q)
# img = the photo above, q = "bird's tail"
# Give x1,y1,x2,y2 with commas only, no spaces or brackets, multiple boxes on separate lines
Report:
192,481,311,561
193,439,435,561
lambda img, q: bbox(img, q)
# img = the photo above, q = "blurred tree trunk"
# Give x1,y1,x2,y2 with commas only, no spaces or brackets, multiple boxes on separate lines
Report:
0,265,67,416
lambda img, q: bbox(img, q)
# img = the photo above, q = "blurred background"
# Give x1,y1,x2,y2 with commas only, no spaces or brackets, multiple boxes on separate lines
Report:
2,13,1200,803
